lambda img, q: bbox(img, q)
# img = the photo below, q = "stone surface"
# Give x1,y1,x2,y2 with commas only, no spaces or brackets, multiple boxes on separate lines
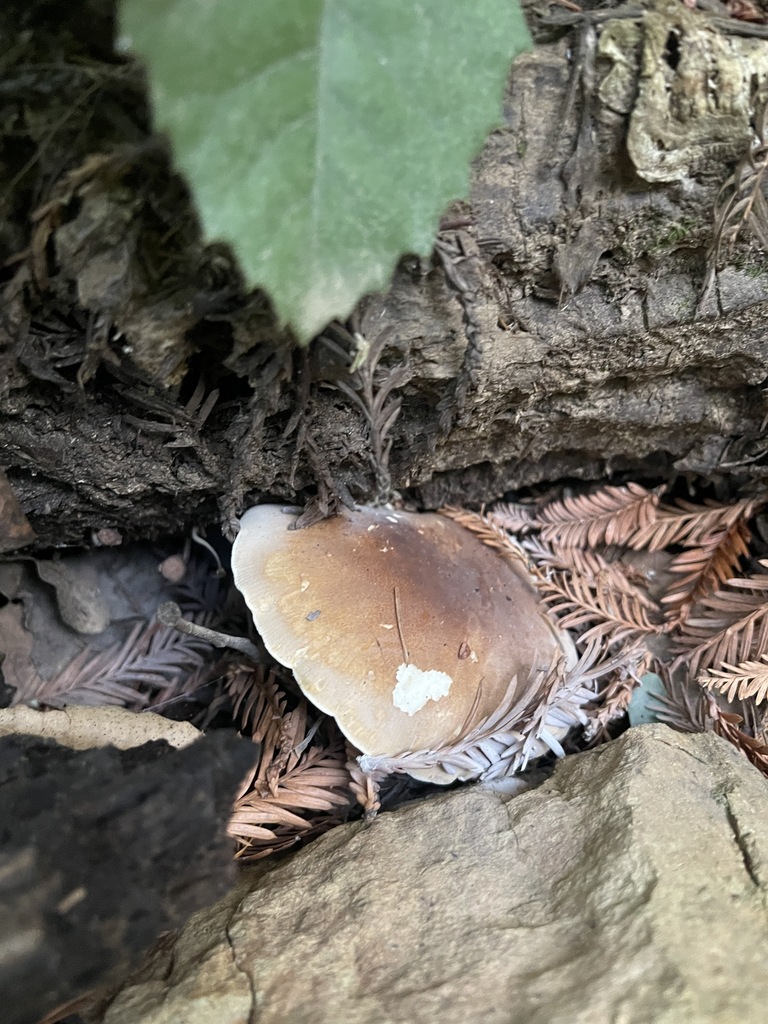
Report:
96,725,768,1024
0,705,200,750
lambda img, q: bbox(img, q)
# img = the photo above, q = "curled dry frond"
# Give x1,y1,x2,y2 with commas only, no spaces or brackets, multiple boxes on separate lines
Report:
538,565,662,647
700,654,768,705
706,693,768,775
439,505,531,571
661,520,751,626
6,557,231,709
330,327,408,502
648,668,711,734
651,670,768,773
581,646,651,743
629,495,762,552
226,664,355,860
582,676,636,742
524,536,660,609
346,748,382,817
487,483,768,775
487,501,538,535
356,670,537,784
673,561,768,679
517,485,761,557
493,639,634,775
535,482,663,549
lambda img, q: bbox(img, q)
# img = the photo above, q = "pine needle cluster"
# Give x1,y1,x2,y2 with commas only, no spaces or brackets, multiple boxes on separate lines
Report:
485,484,768,767
226,664,356,859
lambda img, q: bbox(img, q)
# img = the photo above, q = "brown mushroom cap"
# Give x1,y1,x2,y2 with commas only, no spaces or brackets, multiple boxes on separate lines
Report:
232,505,572,773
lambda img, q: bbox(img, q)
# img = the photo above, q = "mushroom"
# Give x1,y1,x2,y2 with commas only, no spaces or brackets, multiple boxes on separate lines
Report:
231,504,583,785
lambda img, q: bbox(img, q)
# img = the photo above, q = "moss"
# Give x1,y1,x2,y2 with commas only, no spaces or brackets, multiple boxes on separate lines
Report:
743,261,768,279
648,218,700,253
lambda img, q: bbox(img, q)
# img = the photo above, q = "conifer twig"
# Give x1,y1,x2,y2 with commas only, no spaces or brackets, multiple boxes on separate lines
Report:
158,601,262,660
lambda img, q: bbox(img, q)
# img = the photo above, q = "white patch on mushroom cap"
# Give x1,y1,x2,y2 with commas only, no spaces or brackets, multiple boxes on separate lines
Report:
393,664,453,716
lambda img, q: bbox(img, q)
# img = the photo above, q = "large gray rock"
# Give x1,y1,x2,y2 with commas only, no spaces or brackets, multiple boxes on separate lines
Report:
97,725,768,1024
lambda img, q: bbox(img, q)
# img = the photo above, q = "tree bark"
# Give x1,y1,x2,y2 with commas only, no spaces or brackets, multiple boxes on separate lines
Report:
0,730,257,1024
2,0,767,550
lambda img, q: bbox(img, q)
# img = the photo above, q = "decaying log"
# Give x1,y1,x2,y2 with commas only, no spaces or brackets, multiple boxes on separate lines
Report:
1,0,768,549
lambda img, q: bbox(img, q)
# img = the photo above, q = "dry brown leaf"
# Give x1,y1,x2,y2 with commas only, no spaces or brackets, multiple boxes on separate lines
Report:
700,654,768,704
226,664,355,860
662,520,752,626
535,482,663,549
673,561,768,679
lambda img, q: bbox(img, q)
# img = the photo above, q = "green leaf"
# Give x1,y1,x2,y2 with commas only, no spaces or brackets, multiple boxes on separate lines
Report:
120,0,530,342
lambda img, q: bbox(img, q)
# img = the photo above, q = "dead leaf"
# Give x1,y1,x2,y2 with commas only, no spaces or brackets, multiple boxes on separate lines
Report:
36,557,110,635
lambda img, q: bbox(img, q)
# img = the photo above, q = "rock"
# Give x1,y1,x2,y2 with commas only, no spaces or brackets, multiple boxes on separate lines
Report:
0,705,201,750
93,724,768,1024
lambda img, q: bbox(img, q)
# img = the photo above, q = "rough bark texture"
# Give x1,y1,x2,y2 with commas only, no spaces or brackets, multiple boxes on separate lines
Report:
0,728,256,1024
2,0,768,550
91,725,768,1024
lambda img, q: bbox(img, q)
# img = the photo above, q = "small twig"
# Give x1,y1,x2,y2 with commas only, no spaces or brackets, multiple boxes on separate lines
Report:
540,7,644,26
711,15,768,38
393,586,410,664
158,602,262,660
